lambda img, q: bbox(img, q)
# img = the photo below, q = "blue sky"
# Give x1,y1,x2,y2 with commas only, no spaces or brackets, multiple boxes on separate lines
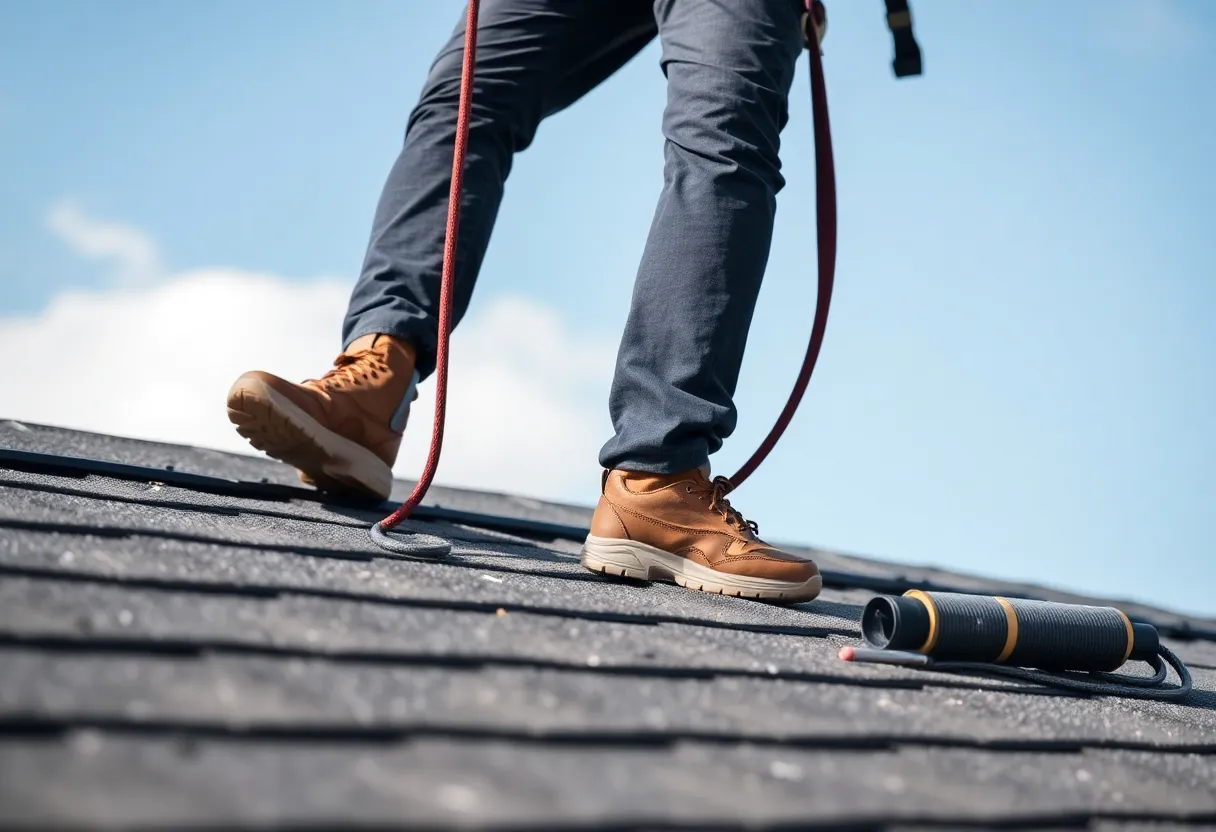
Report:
2,1,1214,617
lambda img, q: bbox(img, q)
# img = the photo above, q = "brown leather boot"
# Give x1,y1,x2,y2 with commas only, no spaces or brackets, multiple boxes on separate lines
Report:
581,468,822,603
226,334,419,501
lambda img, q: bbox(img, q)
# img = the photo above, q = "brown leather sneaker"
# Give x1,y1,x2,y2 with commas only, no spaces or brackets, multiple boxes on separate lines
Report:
581,468,822,603
226,334,419,501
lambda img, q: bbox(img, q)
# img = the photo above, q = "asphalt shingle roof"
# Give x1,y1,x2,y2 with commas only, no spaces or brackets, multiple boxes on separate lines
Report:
2,418,1214,829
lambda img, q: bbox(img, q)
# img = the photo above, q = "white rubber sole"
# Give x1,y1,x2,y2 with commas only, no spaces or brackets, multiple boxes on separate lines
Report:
580,534,822,603
226,376,392,501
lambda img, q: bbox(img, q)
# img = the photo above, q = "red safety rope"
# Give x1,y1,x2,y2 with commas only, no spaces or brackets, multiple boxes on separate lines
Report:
377,0,478,532
379,0,834,531
728,0,836,490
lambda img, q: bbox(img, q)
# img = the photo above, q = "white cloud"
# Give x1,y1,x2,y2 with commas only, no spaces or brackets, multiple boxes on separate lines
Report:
3,206,617,505
45,200,162,286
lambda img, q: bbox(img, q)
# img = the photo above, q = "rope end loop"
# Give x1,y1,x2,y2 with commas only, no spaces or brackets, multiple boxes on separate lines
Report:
369,521,453,559
802,1,827,53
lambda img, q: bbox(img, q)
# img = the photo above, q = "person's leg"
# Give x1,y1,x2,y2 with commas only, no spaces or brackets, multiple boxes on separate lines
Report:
599,0,805,475
229,0,656,500
344,0,657,381
582,0,820,603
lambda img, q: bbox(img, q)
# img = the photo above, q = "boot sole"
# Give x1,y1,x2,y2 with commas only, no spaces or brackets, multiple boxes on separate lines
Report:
226,376,393,501
579,534,822,603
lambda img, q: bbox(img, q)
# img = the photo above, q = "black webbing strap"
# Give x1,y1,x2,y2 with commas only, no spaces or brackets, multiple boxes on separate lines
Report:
885,0,923,77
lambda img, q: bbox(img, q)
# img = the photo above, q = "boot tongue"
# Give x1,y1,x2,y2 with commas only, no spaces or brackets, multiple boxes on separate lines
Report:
345,334,380,354
344,334,417,365
621,466,711,493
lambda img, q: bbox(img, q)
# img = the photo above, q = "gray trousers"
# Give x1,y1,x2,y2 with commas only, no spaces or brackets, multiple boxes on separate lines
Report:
343,0,805,474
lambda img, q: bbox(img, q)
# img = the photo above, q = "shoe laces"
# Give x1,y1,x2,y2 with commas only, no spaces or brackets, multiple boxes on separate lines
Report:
698,476,759,535
311,348,389,392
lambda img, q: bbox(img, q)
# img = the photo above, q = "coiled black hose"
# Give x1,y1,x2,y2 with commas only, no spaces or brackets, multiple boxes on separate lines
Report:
929,644,1192,701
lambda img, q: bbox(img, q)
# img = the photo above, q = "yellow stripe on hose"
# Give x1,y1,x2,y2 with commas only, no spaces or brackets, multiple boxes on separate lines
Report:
995,596,1018,663
1117,609,1134,664
903,589,940,654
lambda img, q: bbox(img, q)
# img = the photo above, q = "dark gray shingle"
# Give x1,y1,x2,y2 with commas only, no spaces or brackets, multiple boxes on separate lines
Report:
1,419,1213,829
